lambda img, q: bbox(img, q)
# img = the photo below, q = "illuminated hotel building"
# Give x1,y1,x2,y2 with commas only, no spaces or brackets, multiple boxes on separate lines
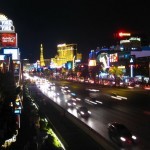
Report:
93,37,150,78
120,37,141,51
0,13,23,137
51,43,81,70
0,13,21,83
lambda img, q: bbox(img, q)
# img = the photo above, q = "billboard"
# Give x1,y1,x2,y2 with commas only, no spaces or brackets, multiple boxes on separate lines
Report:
131,51,150,58
0,55,5,60
109,53,118,62
97,53,109,68
0,25,15,32
118,32,131,37
0,20,13,26
0,33,17,47
88,59,96,66
3,48,19,60
0,19,15,32
65,61,72,69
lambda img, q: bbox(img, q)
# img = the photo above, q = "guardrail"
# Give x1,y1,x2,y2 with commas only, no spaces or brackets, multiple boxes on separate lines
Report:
48,98,118,150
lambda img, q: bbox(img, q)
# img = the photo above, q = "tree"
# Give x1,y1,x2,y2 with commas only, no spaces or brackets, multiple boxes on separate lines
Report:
108,66,123,86
0,72,17,143
89,62,103,83
80,65,89,80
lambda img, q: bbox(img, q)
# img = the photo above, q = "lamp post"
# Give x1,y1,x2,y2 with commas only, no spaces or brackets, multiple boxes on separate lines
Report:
72,55,75,71
129,55,135,78
37,60,40,71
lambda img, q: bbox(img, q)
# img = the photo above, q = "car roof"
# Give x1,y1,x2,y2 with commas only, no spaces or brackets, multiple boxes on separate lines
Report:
111,122,130,131
78,106,88,110
67,99,74,102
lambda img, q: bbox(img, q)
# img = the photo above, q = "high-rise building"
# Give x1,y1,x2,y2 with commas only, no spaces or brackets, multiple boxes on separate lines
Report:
0,13,21,81
51,43,80,69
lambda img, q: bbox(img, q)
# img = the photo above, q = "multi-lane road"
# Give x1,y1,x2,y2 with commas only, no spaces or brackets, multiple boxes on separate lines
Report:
28,77,150,150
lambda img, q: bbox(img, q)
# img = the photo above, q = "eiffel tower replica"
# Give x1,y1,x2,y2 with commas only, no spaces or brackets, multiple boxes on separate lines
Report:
40,44,45,67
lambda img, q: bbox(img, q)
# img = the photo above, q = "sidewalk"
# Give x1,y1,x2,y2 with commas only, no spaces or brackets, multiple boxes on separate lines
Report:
8,86,65,150
7,95,36,150
6,84,104,150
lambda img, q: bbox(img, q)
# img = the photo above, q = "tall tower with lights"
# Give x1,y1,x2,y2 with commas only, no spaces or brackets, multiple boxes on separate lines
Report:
40,44,45,67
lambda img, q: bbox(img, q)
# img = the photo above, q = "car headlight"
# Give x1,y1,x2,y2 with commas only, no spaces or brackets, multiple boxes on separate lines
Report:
120,137,126,142
88,111,91,114
132,135,137,140
81,111,84,115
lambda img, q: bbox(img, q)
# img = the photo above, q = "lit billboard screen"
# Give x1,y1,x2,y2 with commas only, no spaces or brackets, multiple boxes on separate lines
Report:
65,61,72,69
0,55,5,60
0,19,14,32
109,53,118,62
0,20,13,25
131,51,150,58
0,25,15,32
88,60,96,66
3,48,19,60
97,53,109,68
119,32,131,37
0,33,17,47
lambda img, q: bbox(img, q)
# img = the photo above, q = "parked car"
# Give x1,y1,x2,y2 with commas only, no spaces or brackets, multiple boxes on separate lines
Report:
107,122,139,147
76,106,91,118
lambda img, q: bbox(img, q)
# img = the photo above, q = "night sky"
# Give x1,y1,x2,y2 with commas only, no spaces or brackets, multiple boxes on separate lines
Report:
1,0,150,63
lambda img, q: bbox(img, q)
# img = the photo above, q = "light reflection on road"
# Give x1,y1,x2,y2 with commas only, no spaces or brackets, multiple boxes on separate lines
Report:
30,76,148,150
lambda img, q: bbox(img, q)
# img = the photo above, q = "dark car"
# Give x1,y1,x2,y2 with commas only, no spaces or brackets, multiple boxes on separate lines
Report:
107,122,139,147
77,106,91,118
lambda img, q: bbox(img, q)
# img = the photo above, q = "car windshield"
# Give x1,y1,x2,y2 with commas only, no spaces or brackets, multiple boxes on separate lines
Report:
117,125,131,136
79,107,88,111
90,98,96,101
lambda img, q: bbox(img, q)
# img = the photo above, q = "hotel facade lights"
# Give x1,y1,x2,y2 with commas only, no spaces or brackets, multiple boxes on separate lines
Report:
40,44,45,67
95,32,150,80
0,13,21,79
120,37,141,51
88,50,97,67
51,43,78,69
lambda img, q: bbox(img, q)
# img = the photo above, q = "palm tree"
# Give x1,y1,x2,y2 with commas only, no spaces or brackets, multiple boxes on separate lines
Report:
108,66,123,86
